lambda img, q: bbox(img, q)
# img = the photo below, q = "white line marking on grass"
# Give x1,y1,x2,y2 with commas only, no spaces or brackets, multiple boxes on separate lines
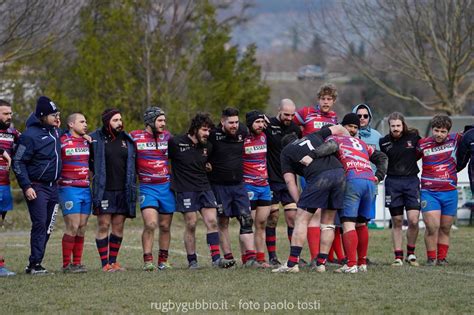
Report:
412,267,474,278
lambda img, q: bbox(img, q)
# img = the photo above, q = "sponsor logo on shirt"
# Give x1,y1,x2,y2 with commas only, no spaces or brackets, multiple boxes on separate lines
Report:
137,142,168,150
65,147,89,156
423,143,454,156
313,121,333,129
245,144,267,154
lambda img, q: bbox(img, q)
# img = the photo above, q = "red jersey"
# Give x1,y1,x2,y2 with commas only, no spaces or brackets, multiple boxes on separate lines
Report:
417,133,461,191
130,129,171,184
294,105,337,136
329,135,375,181
243,133,268,186
0,127,20,185
59,133,90,187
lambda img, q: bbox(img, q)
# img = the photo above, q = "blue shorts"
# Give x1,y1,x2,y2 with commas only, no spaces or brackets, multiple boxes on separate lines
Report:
176,190,217,213
340,179,376,222
298,168,345,212
245,184,272,209
421,189,458,216
58,186,92,216
212,183,251,218
269,181,294,205
385,176,420,210
139,182,175,214
0,185,13,212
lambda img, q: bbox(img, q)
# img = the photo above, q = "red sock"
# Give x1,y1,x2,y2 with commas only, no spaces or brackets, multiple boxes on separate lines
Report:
72,236,85,265
427,250,436,260
244,250,256,264
256,252,265,262
62,234,75,268
333,227,345,261
342,230,358,267
328,245,335,262
307,227,320,260
437,243,449,260
0,256,4,268
356,225,369,265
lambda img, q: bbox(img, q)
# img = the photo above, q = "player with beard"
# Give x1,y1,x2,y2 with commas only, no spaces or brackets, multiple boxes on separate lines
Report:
208,108,259,267
13,96,62,275
243,110,272,267
264,99,301,266
418,115,461,266
169,112,235,269
130,107,175,271
59,113,91,273
293,83,338,262
90,109,137,272
0,99,18,277
379,112,421,267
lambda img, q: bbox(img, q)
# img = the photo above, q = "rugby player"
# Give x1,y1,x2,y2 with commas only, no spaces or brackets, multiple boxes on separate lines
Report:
457,123,474,196
168,112,235,269
272,124,349,273
90,109,137,272
264,99,301,267
243,110,273,267
293,83,338,260
59,113,91,273
0,99,18,277
308,113,387,273
380,112,421,266
418,115,461,266
208,108,259,267
130,107,175,271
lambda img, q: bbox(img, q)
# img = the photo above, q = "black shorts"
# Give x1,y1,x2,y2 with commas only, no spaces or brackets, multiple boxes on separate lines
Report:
176,190,217,213
385,176,420,215
95,190,128,216
298,168,346,211
212,183,251,218
269,181,295,205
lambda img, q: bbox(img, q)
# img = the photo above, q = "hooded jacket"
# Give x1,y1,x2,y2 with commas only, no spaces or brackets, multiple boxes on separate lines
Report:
352,104,382,150
13,113,62,189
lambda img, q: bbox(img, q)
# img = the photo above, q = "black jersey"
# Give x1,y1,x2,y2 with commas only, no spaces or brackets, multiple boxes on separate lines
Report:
265,116,302,183
168,134,212,192
280,128,342,181
208,123,248,185
379,132,420,177
105,131,128,191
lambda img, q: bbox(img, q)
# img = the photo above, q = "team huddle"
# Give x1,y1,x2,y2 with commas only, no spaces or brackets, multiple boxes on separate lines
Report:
0,82,473,276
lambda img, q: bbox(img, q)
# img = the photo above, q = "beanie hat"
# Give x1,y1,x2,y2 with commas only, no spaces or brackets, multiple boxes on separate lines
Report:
341,113,360,128
245,110,265,128
35,96,58,118
101,108,121,126
143,106,165,128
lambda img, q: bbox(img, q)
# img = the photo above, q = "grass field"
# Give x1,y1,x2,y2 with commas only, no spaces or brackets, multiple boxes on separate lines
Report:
1,206,474,314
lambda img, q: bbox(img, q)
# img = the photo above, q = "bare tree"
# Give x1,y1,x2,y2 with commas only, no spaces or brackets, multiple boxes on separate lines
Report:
310,0,473,115
0,0,81,64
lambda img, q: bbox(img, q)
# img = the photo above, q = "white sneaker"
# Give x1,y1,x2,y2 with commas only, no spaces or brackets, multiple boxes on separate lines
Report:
391,258,403,266
358,264,367,272
405,254,419,267
314,264,326,273
334,264,358,273
272,262,299,273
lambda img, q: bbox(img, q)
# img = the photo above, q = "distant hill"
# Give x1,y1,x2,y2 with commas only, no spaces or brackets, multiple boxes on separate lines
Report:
231,0,327,52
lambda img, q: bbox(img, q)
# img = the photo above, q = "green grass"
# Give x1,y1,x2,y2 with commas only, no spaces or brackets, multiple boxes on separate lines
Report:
1,206,474,314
